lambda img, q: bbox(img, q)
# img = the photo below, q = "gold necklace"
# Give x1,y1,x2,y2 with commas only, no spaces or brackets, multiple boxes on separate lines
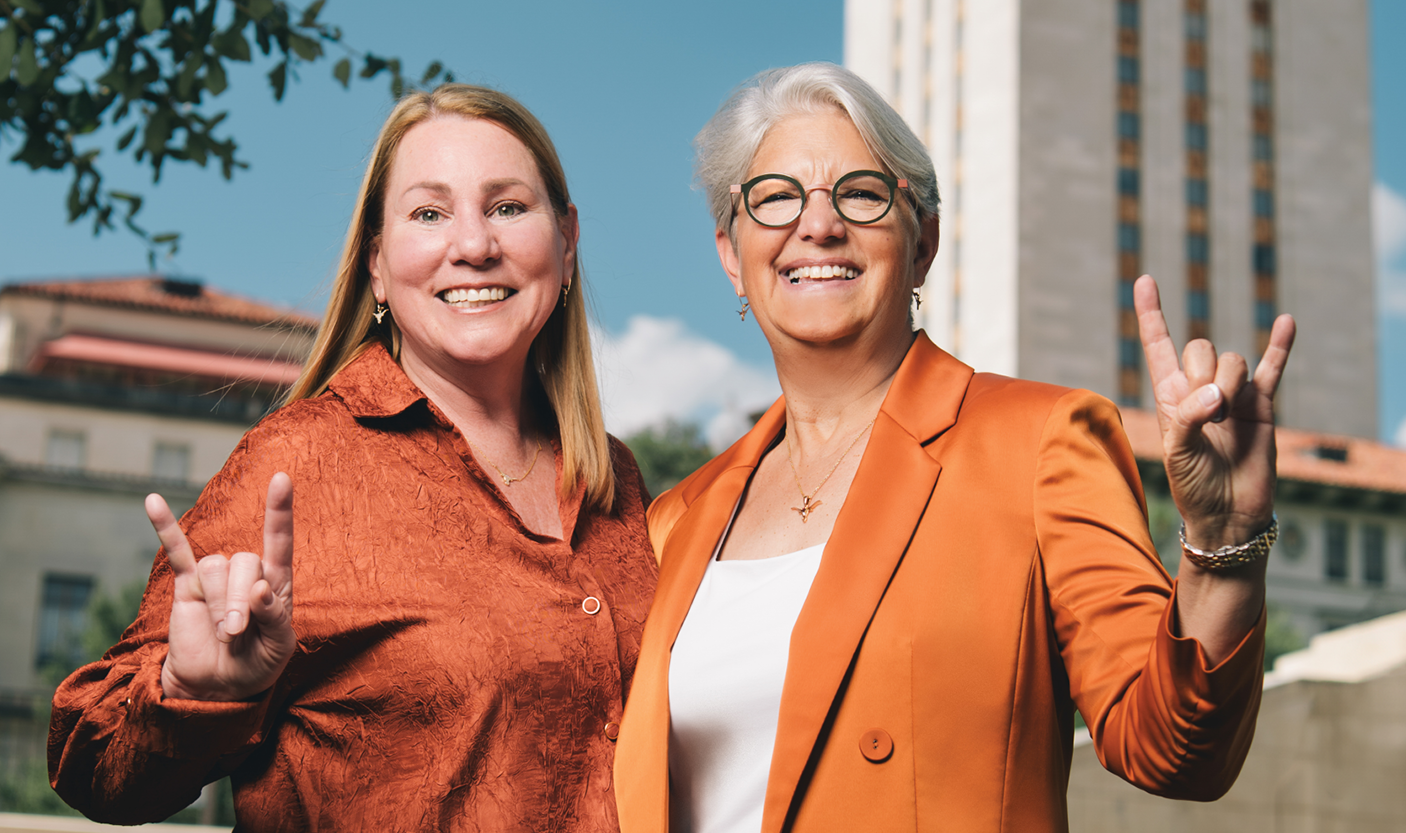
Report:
785,420,874,523
475,439,543,487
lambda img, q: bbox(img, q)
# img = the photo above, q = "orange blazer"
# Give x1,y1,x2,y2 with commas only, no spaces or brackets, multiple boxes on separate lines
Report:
614,333,1264,833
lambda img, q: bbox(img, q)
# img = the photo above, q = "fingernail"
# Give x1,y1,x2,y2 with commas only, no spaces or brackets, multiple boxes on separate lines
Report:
1200,384,1226,422
226,611,244,634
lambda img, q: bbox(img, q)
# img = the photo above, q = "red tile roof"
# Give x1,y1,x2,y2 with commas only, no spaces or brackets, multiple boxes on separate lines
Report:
1120,408,1406,496
1,275,320,330
36,333,304,386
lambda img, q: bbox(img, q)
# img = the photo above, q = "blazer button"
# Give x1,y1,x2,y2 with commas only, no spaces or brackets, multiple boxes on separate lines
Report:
604,722,621,741
859,728,893,763
582,596,602,615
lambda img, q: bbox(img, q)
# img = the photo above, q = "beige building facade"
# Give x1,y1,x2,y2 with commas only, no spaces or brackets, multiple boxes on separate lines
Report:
844,0,1377,438
0,275,315,702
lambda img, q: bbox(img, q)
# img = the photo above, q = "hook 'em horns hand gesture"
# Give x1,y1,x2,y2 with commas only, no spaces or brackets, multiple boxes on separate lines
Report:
1134,275,1296,662
145,473,296,701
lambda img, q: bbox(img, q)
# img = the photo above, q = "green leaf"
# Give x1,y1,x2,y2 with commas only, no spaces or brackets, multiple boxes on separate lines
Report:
268,60,287,100
176,51,202,99
205,57,227,95
140,0,165,34
212,30,252,62
151,232,179,244
116,125,138,151
287,33,320,62
299,0,326,27
0,26,17,76
248,0,274,21
332,56,350,88
11,0,43,15
16,36,38,86
419,61,443,86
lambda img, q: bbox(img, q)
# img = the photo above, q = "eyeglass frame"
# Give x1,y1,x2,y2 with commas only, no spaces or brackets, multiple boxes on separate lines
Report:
729,169,911,228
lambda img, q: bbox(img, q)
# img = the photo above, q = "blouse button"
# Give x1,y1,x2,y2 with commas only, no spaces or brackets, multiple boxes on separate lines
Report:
604,722,621,741
581,596,602,615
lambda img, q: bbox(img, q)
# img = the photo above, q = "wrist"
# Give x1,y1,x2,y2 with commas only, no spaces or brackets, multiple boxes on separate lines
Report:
1180,514,1278,572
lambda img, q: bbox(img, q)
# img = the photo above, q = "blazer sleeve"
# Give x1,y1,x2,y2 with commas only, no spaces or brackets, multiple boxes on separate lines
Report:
1033,389,1264,800
47,419,304,824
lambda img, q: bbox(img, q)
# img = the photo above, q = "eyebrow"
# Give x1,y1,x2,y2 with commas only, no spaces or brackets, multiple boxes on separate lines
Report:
400,178,533,198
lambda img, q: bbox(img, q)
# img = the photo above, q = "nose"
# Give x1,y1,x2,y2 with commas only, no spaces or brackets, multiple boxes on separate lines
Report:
796,186,846,243
448,213,500,266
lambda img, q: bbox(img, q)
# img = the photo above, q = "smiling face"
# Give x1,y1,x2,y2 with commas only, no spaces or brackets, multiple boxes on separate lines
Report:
369,115,578,389
717,108,937,352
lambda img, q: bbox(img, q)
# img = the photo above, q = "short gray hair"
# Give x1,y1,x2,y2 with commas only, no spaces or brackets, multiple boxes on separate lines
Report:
695,62,940,243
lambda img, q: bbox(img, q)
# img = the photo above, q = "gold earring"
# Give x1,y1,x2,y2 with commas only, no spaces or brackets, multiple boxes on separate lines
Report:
912,289,922,310
373,303,389,324
561,283,571,308
738,297,750,322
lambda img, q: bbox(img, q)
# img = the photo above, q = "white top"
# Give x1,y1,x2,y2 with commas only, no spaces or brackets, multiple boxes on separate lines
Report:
668,543,826,833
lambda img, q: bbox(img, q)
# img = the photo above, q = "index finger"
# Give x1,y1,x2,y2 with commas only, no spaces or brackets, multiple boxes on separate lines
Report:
261,472,294,588
146,492,197,576
1133,275,1181,386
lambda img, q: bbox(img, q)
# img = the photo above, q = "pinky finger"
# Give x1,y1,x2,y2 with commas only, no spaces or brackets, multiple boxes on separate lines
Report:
1253,313,1297,396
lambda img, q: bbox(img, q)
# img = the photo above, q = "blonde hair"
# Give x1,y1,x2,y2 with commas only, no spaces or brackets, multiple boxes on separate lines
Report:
284,84,616,511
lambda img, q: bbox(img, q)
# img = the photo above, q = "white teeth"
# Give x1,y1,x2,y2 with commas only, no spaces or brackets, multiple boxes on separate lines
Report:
784,266,859,281
442,287,509,306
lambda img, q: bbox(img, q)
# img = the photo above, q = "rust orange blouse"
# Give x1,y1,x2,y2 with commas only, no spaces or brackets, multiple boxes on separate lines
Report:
49,344,659,831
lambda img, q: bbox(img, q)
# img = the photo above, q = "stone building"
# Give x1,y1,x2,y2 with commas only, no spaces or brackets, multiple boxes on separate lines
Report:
0,275,315,772
844,0,1376,439
1067,609,1406,830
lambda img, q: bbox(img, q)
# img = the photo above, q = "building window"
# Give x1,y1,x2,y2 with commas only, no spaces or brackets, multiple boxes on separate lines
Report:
1362,524,1386,587
1253,189,1274,217
1185,122,1207,151
46,430,86,470
1118,223,1141,252
1324,519,1349,581
1187,234,1209,263
37,573,94,670
1184,67,1207,96
1255,299,1277,330
1188,290,1210,321
1118,111,1140,140
152,442,191,482
1253,243,1277,275
1186,178,1208,206
1118,167,1140,195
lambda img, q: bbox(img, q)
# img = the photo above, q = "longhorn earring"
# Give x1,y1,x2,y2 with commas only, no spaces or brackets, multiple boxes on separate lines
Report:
912,289,922,310
561,282,571,308
738,297,750,322
373,303,389,324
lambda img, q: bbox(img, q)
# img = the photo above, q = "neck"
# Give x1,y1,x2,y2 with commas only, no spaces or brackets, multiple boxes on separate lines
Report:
773,327,916,448
399,350,537,443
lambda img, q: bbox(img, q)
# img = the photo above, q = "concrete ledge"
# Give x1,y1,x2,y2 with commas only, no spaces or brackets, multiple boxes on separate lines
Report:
0,814,225,833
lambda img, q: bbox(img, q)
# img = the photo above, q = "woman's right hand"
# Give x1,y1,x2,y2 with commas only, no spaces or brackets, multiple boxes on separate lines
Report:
145,472,296,701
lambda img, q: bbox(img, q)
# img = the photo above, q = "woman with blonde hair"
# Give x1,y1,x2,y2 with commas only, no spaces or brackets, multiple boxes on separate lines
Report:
50,84,657,831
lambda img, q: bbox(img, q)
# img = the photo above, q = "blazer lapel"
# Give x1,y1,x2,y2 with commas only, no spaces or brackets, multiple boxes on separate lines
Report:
615,402,787,833
761,333,973,832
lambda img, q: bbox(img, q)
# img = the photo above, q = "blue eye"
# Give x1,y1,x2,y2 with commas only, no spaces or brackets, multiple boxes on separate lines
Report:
412,208,444,223
492,202,526,218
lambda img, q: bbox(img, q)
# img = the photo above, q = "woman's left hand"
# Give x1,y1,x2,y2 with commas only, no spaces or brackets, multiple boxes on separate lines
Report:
1134,275,1296,551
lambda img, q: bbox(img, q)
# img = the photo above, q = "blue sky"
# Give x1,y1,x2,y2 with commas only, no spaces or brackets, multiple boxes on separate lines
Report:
2,0,1402,446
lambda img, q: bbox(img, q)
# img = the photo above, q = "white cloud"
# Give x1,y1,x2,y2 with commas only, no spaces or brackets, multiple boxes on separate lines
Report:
1375,181,1406,317
593,315,779,450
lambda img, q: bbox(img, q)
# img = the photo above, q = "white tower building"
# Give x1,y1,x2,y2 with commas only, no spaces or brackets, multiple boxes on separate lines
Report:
845,0,1376,438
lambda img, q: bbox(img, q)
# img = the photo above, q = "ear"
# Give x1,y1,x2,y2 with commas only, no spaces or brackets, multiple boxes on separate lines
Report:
368,236,387,303
715,227,745,298
559,203,580,283
911,214,940,288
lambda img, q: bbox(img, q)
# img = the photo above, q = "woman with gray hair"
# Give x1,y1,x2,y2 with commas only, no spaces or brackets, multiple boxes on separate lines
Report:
614,62,1293,832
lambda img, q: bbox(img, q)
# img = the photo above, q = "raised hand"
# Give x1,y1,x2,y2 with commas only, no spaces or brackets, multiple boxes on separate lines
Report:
1134,275,1295,550
146,473,296,701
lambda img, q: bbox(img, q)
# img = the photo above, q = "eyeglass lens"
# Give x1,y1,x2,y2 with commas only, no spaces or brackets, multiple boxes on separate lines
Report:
745,172,896,227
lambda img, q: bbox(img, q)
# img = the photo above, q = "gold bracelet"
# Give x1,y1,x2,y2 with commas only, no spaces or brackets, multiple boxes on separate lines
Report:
1179,515,1278,571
